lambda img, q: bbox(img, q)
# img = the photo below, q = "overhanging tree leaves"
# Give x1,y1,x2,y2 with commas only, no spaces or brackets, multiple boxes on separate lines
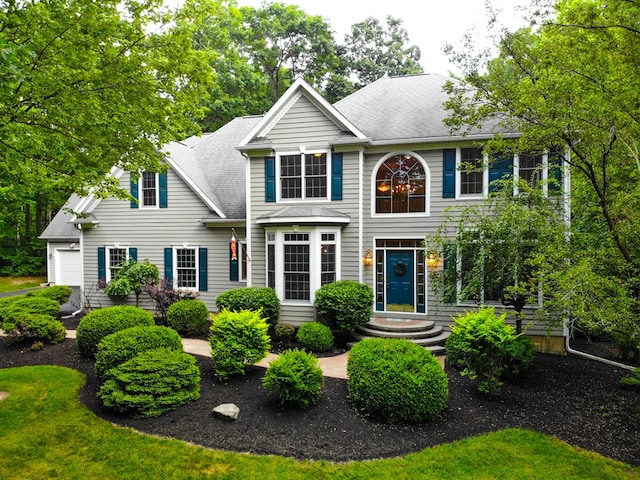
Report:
443,0,640,353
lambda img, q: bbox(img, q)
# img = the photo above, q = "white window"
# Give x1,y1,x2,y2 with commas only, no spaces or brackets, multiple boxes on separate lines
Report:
459,147,485,197
140,172,158,208
266,228,341,304
106,247,129,282
174,247,198,290
279,152,328,200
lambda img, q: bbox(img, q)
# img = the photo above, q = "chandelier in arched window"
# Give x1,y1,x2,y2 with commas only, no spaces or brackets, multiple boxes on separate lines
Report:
375,155,426,213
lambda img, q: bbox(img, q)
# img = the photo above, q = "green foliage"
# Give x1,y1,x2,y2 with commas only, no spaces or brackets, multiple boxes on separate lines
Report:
166,299,210,337
26,285,73,304
296,322,334,352
98,348,200,418
274,322,296,341
1,312,66,345
347,338,448,423
314,280,374,334
75,306,154,359
215,287,280,328
620,368,640,391
95,326,183,382
262,349,324,409
209,309,270,381
144,278,198,322
105,260,159,307
446,307,534,395
0,295,60,323
0,241,46,277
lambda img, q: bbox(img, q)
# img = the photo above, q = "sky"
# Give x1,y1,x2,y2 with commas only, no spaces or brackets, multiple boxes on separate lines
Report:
237,0,531,75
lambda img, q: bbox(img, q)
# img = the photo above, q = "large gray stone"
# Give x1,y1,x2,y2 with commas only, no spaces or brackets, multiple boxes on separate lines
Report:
212,403,240,421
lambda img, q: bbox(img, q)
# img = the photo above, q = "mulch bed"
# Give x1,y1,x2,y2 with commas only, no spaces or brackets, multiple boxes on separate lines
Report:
0,326,638,466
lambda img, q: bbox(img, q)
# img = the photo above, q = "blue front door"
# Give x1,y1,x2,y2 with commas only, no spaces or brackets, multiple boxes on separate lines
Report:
386,251,414,312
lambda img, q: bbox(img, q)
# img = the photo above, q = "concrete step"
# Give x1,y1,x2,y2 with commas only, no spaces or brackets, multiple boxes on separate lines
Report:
350,330,450,349
364,317,435,333
356,324,444,340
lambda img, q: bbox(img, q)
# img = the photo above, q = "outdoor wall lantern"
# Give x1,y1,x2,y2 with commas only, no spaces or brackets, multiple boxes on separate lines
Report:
363,249,374,266
426,252,439,269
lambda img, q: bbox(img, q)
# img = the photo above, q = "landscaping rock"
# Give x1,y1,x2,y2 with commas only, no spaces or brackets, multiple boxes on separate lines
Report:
212,403,239,421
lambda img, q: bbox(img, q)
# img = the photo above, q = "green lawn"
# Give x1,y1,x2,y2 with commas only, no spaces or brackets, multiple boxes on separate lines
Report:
0,366,637,480
0,276,47,294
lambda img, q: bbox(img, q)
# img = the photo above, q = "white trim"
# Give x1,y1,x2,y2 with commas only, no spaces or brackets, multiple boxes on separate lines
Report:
275,150,331,202
370,151,431,218
138,172,160,210
171,245,200,291
104,245,130,283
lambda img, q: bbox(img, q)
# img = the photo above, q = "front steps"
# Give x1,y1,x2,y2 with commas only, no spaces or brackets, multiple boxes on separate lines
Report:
351,317,449,355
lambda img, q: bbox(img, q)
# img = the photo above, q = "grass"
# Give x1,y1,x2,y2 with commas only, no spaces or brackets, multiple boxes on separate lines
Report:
0,366,637,480
0,276,47,294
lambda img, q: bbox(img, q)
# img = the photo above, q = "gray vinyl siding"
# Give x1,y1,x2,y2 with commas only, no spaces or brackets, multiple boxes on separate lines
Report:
82,169,244,313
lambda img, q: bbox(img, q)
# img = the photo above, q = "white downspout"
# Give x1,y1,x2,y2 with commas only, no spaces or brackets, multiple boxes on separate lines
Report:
358,148,364,284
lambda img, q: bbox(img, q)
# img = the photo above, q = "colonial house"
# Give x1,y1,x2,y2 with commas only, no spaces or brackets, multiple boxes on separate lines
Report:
40,74,567,352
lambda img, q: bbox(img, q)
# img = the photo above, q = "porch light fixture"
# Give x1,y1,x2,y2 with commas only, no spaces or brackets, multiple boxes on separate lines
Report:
426,252,439,268
363,249,373,266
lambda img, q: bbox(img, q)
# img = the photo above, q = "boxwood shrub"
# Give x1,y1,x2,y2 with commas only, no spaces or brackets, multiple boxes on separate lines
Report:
76,306,154,358
1,311,66,344
98,347,200,418
445,307,535,395
95,326,184,382
209,309,270,380
314,280,374,335
26,285,73,304
347,338,448,423
166,299,209,337
274,322,296,341
296,322,334,352
215,287,280,328
262,349,324,409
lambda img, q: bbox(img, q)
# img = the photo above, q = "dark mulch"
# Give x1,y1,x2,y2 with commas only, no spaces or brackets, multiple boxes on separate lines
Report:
0,328,638,466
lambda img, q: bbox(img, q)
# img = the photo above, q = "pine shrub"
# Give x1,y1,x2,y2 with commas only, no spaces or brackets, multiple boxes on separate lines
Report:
209,309,270,380
296,322,334,352
95,325,183,382
26,285,73,304
1,311,66,344
215,287,280,328
76,306,154,358
347,338,448,423
0,296,60,322
274,322,296,341
262,349,324,408
446,307,534,395
166,299,209,337
98,347,200,418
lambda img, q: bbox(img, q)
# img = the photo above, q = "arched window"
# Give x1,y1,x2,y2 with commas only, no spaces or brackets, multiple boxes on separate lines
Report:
375,154,426,214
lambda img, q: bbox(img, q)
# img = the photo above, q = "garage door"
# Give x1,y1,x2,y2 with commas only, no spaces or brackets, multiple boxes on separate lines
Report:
55,249,82,286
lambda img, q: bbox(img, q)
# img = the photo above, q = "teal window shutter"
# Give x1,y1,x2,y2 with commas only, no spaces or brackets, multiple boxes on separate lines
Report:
98,247,106,281
488,156,513,193
549,155,563,193
265,156,276,202
130,176,139,208
443,149,456,198
199,248,208,291
230,244,239,281
159,172,168,208
331,152,343,200
129,248,137,262
164,248,173,282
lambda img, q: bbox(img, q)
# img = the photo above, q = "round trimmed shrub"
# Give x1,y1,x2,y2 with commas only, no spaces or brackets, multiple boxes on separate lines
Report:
166,299,209,337
95,326,184,382
347,338,448,423
274,322,296,341
262,349,324,409
215,287,280,328
296,322,334,352
314,280,374,334
76,306,154,358
209,309,270,380
98,347,200,418
26,285,73,304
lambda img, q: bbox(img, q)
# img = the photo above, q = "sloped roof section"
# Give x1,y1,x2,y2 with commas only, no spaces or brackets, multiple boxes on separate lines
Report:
165,115,262,219
334,74,511,144
39,194,81,241
256,206,350,226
